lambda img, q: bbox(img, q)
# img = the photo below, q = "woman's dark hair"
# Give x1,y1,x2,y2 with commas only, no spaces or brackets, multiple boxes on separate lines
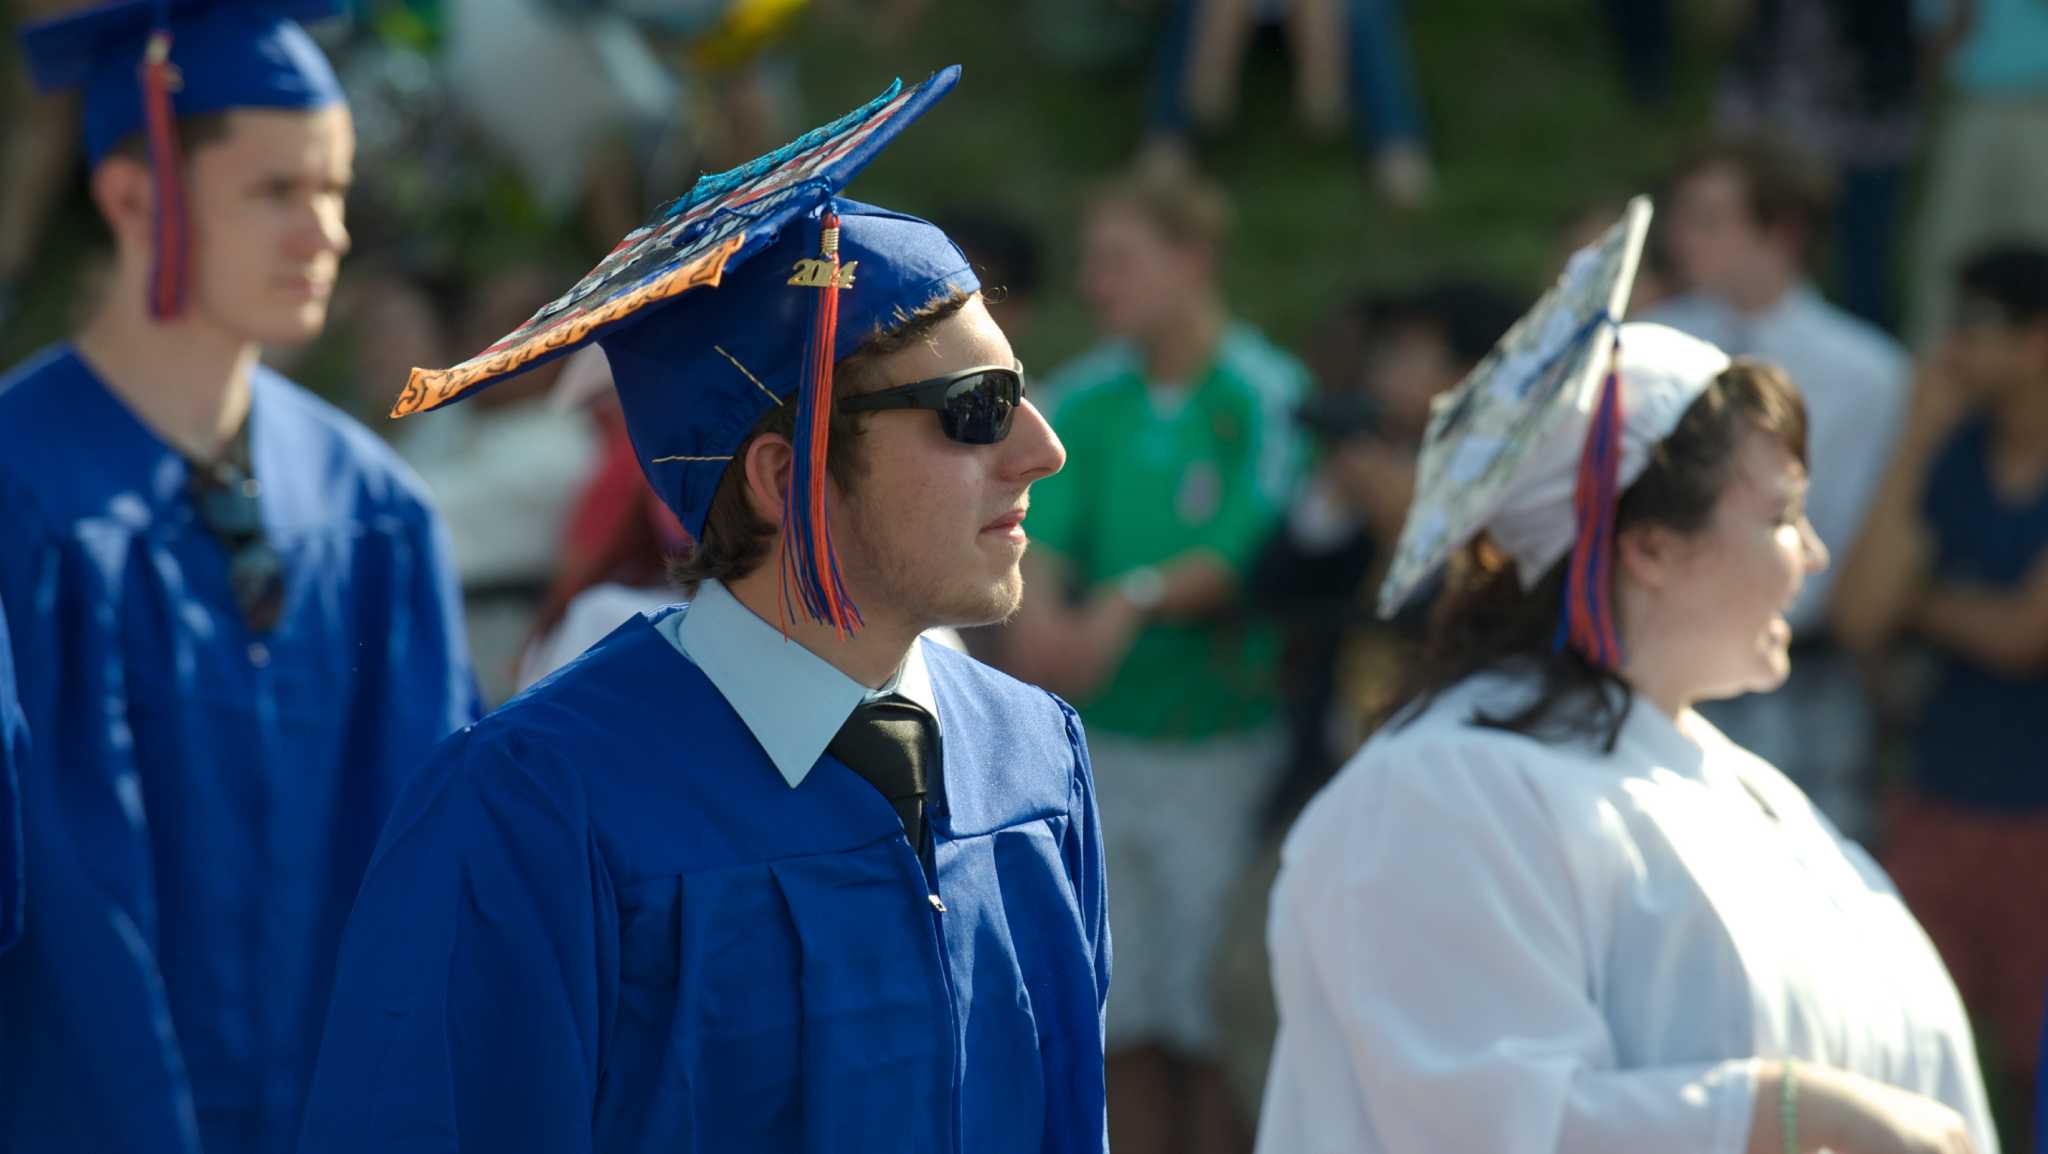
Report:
668,291,974,590
1385,360,1808,750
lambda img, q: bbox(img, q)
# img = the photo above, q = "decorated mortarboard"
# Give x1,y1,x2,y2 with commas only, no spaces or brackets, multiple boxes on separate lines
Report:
391,67,977,639
1376,197,1732,670
18,0,348,318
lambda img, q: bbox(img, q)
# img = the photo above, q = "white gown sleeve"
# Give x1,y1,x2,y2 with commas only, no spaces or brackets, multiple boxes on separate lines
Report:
1259,735,1759,1154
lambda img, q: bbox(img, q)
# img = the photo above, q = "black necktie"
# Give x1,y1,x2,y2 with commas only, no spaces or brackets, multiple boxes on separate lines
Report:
827,694,939,851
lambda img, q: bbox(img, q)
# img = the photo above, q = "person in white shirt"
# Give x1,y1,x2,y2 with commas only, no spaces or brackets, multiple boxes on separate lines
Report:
1256,201,1995,1154
1645,135,1910,841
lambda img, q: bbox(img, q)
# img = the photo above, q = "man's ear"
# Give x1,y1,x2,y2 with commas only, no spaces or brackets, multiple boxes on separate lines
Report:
89,156,156,254
739,431,795,528
1616,520,1687,593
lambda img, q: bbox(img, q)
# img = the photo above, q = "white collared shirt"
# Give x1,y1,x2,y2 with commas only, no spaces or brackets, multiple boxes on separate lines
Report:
656,578,939,788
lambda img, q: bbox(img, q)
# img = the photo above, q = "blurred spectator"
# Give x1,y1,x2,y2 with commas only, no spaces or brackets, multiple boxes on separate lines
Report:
1563,194,1678,314
934,208,1046,360
1002,159,1307,1154
1646,134,1908,840
330,4,528,278
1834,241,2048,1143
444,0,687,250
1211,278,1519,1123
1716,0,1924,332
0,0,87,324
1019,0,1153,71
1248,279,1520,828
398,261,602,704
317,252,457,425
1595,0,1674,108
1146,0,1432,208
1910,0,2048,348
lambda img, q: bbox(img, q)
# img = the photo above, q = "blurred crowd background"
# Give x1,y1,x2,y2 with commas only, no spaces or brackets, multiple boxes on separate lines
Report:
5,0,2048,1151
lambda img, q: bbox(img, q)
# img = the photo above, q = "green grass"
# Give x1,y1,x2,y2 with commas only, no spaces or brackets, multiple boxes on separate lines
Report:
0,1,1726,385
786,0,1721,368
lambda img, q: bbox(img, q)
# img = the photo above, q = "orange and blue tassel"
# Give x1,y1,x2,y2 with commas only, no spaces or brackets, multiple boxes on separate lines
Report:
139,24,188,320
1557,330,1625,670
779,209,863,638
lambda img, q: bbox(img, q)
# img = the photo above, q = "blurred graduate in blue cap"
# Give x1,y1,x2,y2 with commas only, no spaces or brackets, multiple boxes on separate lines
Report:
0,3,478,1151
296,66,1110,1154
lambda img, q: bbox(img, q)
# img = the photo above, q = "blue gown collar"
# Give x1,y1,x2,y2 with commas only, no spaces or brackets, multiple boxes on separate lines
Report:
657,579,937,788
52,344,289,521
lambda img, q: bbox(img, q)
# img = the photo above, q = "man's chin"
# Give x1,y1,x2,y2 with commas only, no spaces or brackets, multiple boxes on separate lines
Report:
254,306,331,348
934,572,1024,630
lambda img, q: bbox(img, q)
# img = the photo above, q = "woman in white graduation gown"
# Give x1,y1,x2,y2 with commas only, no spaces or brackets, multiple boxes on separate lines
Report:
1256,202,1996,1154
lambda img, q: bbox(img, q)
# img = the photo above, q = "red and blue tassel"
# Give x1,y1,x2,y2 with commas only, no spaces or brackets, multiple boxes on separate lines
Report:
1558,330,1625,669
778,209,863,638
139,25,189,320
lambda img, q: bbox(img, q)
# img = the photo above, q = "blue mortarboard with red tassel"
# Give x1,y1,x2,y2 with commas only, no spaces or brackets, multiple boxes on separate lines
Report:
18,0,348,320
1376,198,1730,671
388,67,977,639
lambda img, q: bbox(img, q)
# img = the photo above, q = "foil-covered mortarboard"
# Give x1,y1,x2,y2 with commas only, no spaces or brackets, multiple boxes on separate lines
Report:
1378,197,1732,669
391,67,977,639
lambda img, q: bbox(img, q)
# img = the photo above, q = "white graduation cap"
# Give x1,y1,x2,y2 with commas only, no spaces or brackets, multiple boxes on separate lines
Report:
1376,197,1732,668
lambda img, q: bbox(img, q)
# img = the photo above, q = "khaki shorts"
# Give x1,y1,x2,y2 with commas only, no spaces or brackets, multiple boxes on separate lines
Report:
1090,727,1284,1058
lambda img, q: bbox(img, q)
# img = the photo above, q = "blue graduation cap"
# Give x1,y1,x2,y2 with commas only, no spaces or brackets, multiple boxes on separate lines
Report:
393,67,977,638
18,0,348,318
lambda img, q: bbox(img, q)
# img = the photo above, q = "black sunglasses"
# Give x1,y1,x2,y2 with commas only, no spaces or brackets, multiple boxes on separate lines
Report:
837,364,1025,445
187,454,286,634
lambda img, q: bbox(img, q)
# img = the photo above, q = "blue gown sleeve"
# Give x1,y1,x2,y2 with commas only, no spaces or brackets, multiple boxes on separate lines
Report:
297,728,617,1154
0,599,22,955
0,483,42,964
1056,698,1110,1153
400,495,483,738
0,476,203,1151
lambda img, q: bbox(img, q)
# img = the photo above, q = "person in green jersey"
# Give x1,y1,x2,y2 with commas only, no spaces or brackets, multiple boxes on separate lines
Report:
1003,157,1309,1154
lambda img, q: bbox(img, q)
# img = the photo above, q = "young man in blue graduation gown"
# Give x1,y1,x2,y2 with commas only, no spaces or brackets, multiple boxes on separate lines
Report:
296,68,1112,1154
0,4,478,1152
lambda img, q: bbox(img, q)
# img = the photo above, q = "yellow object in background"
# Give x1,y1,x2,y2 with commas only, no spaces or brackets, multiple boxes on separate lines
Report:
691,0,807,72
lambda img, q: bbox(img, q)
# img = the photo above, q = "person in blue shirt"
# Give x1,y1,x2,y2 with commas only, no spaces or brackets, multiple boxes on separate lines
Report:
0,4,478,1152
1836,241,2048,1145
295,67,1110,1154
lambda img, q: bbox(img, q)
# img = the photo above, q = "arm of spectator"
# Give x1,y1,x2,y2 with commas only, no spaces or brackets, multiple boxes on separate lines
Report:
1003,550,1145,701
1146,549,1239,620
1913,558,2048,677
1828,443,1937,655
1327,436,1417,546
1829,359,1971,655
1156,364,1310,620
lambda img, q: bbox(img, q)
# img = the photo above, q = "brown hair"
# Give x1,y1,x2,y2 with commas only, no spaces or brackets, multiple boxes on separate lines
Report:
1388,360,1808,750
1085,154,1233,253
105,112,237,167
668,291,975,589
1673,135,1835,262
